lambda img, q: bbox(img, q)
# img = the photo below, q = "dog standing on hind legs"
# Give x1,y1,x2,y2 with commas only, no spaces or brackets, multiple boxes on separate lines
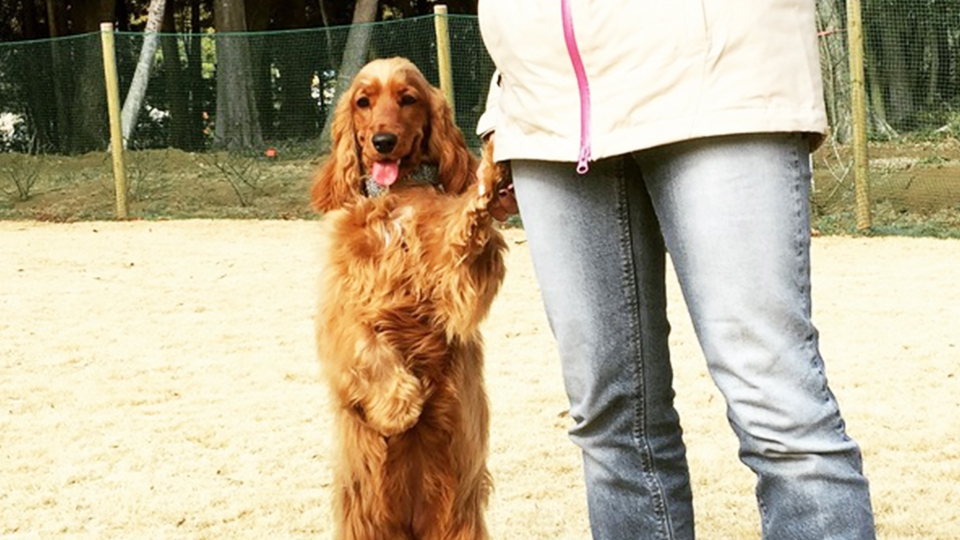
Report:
311,57,509,540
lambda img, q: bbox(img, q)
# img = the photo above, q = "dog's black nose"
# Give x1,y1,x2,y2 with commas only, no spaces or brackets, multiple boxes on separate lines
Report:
372,132,398,154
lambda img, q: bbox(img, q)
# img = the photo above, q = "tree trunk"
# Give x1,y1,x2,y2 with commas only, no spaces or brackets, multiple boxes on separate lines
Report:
863,1,899,139
245,1,275,139
67,0,117,153
318,0,337,67
17,0,55,151
876,6,912,130
816,0,852,143
44,0,70,151
319,0,379,152
120,0,167,149
185,0,206,150
275,0,316,139
865,44,898,139
161,2,191,150
922,15,940,110
213,0,264,150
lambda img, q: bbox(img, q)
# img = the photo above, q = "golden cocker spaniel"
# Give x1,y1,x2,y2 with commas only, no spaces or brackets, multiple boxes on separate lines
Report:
311,57,507,540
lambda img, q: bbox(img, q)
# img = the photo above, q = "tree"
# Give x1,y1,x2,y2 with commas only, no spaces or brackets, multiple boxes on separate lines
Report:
120,0,166,148
68,0,118,153
874,1,911,129
273,0,317,139
319,0,379,152
213,0,263,150
14,0,63,151
817,0,852,143
862,0,904,137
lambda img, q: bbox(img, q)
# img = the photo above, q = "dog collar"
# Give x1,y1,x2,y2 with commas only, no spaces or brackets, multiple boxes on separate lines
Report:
362,163,441,197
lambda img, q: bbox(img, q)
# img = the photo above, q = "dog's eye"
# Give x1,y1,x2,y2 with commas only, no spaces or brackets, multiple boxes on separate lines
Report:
356,96,371,108
399,95,417,106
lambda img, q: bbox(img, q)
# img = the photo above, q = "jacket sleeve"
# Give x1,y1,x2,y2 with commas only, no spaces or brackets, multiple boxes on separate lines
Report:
475,71,501,140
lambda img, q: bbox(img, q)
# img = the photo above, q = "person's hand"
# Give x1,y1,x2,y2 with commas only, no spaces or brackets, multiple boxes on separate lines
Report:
489,176,517,222
479,133,519,222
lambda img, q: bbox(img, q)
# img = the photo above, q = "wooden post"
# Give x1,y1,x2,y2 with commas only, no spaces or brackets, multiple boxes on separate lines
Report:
846,0,871,231
433,5,455,121
100,22,128,219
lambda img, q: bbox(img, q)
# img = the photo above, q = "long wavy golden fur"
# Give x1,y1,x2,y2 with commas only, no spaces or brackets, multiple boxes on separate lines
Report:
311,57,507,540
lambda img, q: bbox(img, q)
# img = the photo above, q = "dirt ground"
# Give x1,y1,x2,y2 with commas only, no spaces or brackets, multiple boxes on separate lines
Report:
1,220,958,539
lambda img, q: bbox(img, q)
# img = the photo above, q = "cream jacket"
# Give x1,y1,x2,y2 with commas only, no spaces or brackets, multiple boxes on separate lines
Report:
476,0,828,165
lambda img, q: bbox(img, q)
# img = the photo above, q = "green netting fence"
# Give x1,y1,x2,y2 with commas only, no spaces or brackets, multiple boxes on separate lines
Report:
0,9,959,232
0,14,493,154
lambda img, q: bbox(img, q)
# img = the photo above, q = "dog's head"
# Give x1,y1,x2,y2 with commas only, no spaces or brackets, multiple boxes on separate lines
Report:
311,57,475,213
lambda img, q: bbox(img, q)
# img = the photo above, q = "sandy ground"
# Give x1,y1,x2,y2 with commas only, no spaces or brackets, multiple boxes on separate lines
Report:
1,220,958,540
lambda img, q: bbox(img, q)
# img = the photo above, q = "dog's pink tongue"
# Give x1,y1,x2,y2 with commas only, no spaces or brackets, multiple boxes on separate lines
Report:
372,161,399,187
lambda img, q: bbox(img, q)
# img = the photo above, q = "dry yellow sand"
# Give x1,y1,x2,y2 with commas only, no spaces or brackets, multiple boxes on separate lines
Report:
1,220,957,539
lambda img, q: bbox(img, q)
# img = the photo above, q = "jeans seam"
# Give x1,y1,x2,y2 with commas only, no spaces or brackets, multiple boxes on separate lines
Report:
793,140,852,443
616,157,674,540
792,136,812,329
790,138,836,414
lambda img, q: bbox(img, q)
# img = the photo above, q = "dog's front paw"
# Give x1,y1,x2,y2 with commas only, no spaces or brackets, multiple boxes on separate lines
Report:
363,368,425,436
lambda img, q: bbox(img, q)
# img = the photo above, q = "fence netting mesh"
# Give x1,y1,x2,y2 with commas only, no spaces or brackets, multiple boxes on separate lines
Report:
0,15,494,154
0,9,958,232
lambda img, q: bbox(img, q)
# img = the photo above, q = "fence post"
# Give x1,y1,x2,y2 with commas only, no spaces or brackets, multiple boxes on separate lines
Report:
99,22,128,219
433,5,455,121
846,0,871,231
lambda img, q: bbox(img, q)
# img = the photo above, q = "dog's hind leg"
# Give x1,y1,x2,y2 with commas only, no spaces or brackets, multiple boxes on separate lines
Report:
437,469,491,540
333,425,419,540
408,389,491,540
336,488,415,540
422,486,488,540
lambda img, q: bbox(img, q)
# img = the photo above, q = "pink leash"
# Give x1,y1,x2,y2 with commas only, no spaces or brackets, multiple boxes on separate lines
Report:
561,0,591,174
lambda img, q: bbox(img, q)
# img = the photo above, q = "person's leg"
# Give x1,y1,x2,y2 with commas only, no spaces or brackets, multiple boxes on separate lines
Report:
512,157,693,540
635,133,875,540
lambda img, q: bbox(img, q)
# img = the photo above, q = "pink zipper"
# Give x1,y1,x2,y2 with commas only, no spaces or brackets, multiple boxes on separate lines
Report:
561,0,591,174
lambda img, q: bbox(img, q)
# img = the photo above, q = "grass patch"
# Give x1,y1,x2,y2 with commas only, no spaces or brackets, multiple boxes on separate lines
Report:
1,142,959,239
0,148,319,222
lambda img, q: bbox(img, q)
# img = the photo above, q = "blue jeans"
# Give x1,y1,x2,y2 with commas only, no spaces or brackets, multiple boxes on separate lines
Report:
512,133,875,540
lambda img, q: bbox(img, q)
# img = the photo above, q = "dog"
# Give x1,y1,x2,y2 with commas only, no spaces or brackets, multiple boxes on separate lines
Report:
310,57,507,540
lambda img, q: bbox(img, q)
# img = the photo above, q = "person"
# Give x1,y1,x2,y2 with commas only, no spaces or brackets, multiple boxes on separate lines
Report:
475,1,876,539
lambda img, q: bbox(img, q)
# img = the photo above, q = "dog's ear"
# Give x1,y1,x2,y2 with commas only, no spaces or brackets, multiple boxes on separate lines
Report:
425,86,475,196
311,89,363,213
